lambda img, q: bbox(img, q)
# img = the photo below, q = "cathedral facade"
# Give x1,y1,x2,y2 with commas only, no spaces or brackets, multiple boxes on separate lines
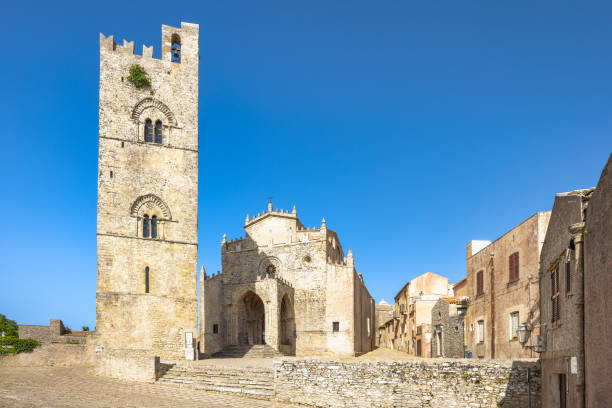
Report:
201,202,375,357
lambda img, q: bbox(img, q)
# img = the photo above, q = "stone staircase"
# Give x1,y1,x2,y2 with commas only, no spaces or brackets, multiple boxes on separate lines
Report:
157,364,276,399
212,344,285,358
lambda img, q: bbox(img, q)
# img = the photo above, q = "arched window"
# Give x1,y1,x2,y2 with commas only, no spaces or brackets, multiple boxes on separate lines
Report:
144,119,153,143
143,214,150,238
151,215,158,238
145,267,150,293
171,34,181,63
154,120,162,144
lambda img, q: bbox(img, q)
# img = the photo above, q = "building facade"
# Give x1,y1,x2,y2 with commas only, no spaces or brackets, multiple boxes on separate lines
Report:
380,272,453,357
584,154,612,408
95,22,200,371
430,298,467,358
375,300,393,348
464,212,550,359
201,203,375,357
539,189,592,408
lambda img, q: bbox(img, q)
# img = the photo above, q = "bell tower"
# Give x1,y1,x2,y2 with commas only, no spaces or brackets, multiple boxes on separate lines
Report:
95,22,199,370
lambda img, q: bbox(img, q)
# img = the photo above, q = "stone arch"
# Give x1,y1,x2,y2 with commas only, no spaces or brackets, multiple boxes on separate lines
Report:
130,194,172,219
280,293,295,347
237,290,266,345
131,97,177,126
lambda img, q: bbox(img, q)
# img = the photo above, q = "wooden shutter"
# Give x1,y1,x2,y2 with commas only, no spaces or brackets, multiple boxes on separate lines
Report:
551,266,560,322
509,252,519,282
476,270,483,295
566,261,571,294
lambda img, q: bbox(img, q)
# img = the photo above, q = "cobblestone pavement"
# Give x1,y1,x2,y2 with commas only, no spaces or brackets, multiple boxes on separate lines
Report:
0,366,295,408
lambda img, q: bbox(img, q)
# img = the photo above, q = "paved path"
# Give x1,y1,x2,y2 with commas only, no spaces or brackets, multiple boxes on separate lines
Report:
0,366,295,408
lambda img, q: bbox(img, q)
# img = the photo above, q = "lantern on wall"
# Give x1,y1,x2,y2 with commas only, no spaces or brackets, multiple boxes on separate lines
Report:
518,323,531,344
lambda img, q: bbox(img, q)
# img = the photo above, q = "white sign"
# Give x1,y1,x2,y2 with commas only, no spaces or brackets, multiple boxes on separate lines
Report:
571,356,577,374
185,332,193,347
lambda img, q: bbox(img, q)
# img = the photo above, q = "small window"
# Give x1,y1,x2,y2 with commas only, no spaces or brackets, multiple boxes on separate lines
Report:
145,266,150,293
565,260,571,294
143,214,150,238
509,312,519,339
110,170,113,178
151,215,158,239
171,34,181,63
121,141,125,148
154,120,162,144
332,321,340,332
145,119,153,143
477,320,484,343
509,252,519,282
476,270,484,295
552,265,560,323
213,324,219,334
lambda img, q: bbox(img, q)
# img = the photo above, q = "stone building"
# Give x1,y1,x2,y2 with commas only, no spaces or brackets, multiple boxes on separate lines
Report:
464,212,550,359
381,272,453,356
200,202,375,357
584,153,612,407
539,189,592,408
375,300,393,347
95,22,200,374
430,298,467,358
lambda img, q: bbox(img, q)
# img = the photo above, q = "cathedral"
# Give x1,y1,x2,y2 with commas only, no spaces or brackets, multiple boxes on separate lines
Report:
201,202,375,357
95,22,373,375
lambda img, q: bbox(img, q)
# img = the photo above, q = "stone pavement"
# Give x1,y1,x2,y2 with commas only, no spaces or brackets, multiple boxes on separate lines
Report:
0,366,296,408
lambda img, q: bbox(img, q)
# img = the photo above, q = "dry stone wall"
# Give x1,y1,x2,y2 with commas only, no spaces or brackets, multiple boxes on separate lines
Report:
274,358,540,408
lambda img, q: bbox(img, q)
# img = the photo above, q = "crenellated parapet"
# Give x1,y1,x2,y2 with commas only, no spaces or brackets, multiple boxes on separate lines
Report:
203,269,224,281
244,203,302,228
99,22,199,64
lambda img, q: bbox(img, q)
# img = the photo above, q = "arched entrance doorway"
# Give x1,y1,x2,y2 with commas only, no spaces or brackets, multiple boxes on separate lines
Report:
280,294,293,346
238,291,265,345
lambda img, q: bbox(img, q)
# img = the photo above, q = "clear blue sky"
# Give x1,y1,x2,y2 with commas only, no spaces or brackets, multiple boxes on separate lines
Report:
0,1,610,330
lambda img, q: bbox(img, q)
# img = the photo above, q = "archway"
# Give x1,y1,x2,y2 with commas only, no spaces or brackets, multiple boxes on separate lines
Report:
238,291,265,345
280,294,293,346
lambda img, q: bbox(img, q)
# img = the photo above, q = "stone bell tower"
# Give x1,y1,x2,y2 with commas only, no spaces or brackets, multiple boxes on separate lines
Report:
95,22,199,370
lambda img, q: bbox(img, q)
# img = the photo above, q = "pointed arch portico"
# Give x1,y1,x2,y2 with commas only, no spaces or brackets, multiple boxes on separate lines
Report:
227,279,295,354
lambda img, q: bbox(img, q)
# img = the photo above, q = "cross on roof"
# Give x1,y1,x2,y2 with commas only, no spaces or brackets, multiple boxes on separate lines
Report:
268,195,273,204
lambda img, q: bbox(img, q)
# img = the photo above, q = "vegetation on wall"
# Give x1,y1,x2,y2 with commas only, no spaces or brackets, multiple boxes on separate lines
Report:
0,313,18,338
0,338,40,355
126,64,151,89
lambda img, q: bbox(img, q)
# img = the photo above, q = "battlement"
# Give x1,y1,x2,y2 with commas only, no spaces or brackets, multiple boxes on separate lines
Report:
100,22,198,63
244,202,301,228
203,269,223,281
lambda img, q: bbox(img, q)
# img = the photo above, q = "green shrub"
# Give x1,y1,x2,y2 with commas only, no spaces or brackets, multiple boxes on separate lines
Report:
82,326,89,331
0,314,18,338
0,338,40,355
126,64,151,88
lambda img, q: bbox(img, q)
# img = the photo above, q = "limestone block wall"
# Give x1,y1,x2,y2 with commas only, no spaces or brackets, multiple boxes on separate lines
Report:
18,320,90,344
274,359,541,408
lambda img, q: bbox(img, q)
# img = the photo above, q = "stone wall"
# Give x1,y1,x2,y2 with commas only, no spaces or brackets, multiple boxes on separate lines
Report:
274,358,541,408
584,153,612,407
0,344,93,367
94,349,159,382
18,319,90,344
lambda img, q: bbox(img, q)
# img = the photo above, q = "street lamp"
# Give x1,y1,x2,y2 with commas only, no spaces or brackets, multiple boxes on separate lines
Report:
518,324,531,344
